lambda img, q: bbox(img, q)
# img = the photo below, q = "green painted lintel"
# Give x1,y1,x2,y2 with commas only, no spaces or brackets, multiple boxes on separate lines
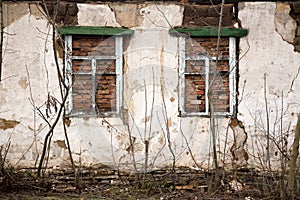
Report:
170,27,248,37
58,26,134,36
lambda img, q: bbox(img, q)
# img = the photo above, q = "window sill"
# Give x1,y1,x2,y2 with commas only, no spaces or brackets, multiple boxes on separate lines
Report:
66,111,121,118
179,112,233,118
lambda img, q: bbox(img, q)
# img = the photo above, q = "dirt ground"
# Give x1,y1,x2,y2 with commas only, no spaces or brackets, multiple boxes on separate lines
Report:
0,185,265,200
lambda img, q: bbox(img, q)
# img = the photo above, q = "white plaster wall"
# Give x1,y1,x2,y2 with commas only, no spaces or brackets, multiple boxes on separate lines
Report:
238,2,300,168
77,4,121,27
0,6,66,166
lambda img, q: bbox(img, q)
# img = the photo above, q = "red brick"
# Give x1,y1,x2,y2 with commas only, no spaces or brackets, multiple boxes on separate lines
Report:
81,42,92,47
72,41,80,48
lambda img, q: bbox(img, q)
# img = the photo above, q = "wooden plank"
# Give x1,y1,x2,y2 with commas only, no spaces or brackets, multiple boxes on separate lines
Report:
170,27,248,37
58,26,134,35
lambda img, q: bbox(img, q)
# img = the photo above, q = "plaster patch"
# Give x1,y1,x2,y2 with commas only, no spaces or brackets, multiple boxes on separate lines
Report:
275,3,297,44
139,4,183,28
0,118,20,130
77,4,121,27
18,76,28,90
110,4,144,28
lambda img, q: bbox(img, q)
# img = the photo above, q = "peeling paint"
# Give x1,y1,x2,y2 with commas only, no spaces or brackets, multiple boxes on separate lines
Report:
116,133,136,153
167,118,172,127
54,140,68,149
77,4,121,27
139,4,183,28
229,118,248,167
63,117,71,127
29,3,44,20
0,118,20,130
18,76,28,90
3,3,28,27
275,3,296,44
110,4,144,28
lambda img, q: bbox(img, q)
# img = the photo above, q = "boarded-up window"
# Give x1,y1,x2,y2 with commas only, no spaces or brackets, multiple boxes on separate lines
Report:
179,37,236,116
65,35,122,117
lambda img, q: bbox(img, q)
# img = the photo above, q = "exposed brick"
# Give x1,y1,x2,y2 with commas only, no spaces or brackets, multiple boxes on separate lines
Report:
184,37,230,113
57,2,67,16
183,4,234,27
222,15,234,27
70,35,117,114
184,5,208,17
81,42,92,47
41,2,78,25
66,4,78,16
293,2,300,14
72,41,80,48
207,6,220,17
64,16,77,26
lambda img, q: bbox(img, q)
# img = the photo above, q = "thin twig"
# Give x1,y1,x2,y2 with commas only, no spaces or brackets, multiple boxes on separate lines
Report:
0,0,3,81
263,73,271,170
179,120,201,169
160,47,176,172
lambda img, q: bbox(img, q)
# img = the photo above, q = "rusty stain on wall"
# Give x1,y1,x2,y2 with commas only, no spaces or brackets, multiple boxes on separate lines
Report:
229,117,248,167
0,118,20,130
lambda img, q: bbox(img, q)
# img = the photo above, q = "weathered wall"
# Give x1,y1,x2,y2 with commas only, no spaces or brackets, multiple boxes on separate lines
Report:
0,1,299,171
238,2,300,168
0,3,65,167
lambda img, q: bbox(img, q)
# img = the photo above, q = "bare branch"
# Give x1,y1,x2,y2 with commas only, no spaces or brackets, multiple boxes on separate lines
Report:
37,87,69,177
288,66,300,94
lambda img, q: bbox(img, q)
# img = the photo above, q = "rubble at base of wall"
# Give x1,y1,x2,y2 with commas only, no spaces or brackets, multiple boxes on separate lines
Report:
1,166,300,199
